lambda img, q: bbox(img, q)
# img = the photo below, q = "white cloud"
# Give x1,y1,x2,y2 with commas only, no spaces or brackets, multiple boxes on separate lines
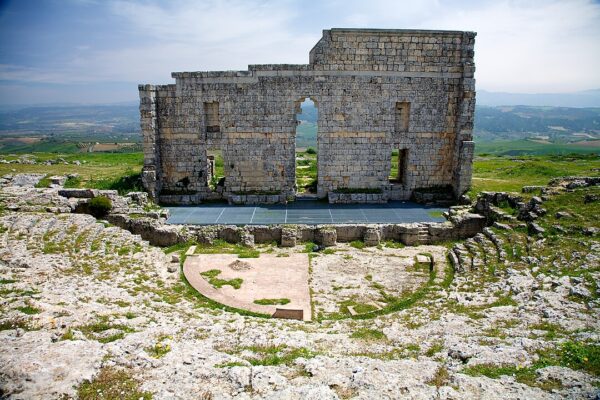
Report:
326,0,600,92
2,0,600,94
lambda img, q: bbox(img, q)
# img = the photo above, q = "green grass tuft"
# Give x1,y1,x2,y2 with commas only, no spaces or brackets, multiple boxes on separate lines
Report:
77,367,152,400
200,269,243,289
350,240,365,250
253,298,291,305
350,328,387,341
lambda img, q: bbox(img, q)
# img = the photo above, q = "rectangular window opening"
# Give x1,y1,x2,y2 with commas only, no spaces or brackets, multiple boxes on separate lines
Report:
389,148,408,184
204,101,220,133
395,101,410,133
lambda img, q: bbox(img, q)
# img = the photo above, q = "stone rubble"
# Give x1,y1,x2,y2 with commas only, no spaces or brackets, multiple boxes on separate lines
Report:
0,175,598,399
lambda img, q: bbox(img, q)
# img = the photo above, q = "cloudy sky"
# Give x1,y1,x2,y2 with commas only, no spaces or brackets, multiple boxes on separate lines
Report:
0,0,599,105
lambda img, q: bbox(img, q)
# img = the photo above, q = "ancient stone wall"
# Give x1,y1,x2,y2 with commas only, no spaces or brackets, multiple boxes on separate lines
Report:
139,28,476,204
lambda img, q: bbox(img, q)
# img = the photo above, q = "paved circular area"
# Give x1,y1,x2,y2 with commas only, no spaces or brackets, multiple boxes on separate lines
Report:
183,253,311,321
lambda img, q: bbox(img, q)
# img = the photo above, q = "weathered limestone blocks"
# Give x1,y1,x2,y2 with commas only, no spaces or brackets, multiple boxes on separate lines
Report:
139,28,476,205
247,226,282,244
328,192,387,204
280,227,298,247
229,194,287,205
314,226,337,247
363,227,381,246
58,188,99,198
107,214,182,247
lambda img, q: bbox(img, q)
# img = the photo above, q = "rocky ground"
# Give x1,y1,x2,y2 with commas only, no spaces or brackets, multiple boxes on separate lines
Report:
0,175,599,399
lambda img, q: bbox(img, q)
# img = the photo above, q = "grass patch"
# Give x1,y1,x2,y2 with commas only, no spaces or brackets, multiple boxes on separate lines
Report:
0,319,36,331
34,174,51,188
489,294,518,307
145,341,171,359
426,365,450,387
216,361,248,368
530,321,566,340
350,328,387,341
200,269,243,289
462,341,600,388
63,175,81,188
382,240,404,249
77,367,152,400
469,154,600,197
16,305,41,315
241,345,314,366
76,318,135,343
253,298,291,305
295,151,317,194
194,239,259,258
341,299,378,313
349,240,365,250
302,241,317,253
88,196,112,218
427,210,445,218
0,153,143,192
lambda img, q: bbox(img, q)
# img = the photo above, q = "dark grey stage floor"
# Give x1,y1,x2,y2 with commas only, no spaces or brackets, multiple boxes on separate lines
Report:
166,201,446,225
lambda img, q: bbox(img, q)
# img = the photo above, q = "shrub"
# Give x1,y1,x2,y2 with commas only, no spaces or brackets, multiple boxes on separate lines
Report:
64,175,82,188
88,196,112,218
350,240,366,249
34,175,51,188
305,147,317,154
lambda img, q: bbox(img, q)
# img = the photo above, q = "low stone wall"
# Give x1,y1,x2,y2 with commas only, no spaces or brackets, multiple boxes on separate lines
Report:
229,193,287,205
158,193,202,205
50,182,487,248
328,192,387,204
105,211,485,248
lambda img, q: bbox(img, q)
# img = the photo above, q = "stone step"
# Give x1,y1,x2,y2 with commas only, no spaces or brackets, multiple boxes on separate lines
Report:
483,227,507,262
451,243,473,273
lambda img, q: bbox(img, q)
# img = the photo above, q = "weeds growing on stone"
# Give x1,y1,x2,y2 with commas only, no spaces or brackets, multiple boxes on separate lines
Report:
241,345,314,366
350,240,365,250
426,365,450,387
350,328,387,341
77,367,152,400
16,305,40,315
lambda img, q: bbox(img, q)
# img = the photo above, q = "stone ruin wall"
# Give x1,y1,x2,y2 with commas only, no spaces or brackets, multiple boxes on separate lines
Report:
139,28,476,205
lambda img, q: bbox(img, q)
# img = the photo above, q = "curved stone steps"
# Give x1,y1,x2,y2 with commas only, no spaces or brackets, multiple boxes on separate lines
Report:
449,229,505,273
2,213,149,258
483,228,507,262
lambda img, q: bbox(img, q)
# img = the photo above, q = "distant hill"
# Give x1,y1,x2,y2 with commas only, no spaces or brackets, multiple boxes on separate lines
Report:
0,104,139,135
1,101,599,156
477,89,600,108
474,105,600,141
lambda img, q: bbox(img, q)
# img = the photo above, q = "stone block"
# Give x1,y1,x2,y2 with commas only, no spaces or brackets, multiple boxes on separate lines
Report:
281,227,297,247
58,189,99,199
315,227,337,247
363,227,381,246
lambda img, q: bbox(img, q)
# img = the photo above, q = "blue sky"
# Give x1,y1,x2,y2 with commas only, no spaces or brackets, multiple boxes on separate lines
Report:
0,0,599,105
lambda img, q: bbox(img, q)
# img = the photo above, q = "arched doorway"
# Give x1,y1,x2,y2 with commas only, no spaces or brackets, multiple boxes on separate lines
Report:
295,97,318,197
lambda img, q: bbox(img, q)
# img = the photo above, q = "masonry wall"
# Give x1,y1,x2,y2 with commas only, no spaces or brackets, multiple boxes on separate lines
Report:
139,28,476,204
